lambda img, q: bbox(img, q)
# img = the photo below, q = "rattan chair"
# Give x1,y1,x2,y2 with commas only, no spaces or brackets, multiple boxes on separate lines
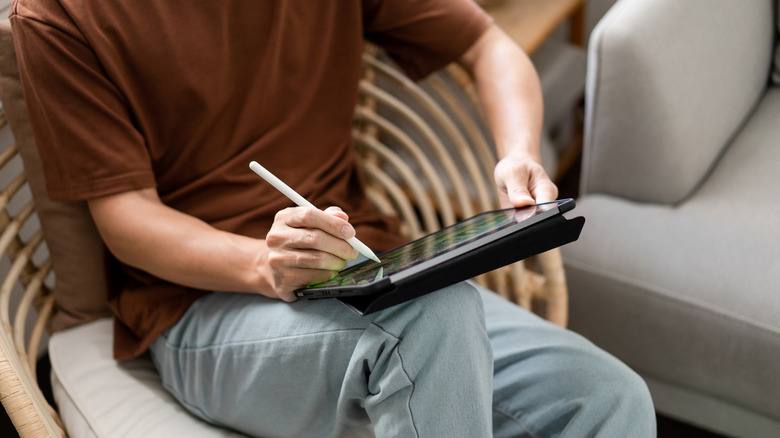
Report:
0,37,569,438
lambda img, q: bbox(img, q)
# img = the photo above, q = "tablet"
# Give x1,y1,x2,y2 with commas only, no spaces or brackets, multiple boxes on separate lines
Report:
295,198,584,315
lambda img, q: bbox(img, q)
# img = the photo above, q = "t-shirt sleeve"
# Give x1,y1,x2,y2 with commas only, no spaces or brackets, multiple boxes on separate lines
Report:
10,7,156,202
362,0,493,81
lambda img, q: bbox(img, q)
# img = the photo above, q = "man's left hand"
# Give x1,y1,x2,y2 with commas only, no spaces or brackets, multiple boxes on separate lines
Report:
494,151,558,209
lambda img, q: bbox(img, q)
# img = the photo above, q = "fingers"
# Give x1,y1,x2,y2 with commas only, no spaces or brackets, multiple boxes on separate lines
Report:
530,175,558,204
268,266,341,302
495,159,533,207
495,155,558,208
281,207,355,240
324,205,349,222
504,167,535,207
265,207,359,300
269,207,358,260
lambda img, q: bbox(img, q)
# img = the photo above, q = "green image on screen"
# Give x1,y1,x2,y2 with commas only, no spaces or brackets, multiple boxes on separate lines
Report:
309,203,554,289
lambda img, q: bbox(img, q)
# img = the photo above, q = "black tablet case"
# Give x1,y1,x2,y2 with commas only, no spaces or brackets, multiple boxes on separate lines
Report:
338,213,585,315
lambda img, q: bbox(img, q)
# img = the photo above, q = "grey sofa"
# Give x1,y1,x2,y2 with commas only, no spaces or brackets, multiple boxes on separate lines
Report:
562,1,780,437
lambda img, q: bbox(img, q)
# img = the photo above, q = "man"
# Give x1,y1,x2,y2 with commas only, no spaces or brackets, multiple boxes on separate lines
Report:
11,0,655,436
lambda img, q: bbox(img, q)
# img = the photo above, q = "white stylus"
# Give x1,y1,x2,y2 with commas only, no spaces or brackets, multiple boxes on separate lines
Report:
249,161,381,263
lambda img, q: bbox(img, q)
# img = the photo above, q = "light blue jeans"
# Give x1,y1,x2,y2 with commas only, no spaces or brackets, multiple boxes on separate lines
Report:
150,282,655,437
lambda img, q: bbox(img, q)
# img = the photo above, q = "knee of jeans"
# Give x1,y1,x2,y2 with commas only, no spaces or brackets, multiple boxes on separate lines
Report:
587,357,656,428
376,281,488,345
613,365,654,408
416,281,486,328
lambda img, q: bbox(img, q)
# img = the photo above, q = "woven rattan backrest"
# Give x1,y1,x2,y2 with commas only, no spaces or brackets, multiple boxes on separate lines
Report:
354,47,566,308
0,112,64,437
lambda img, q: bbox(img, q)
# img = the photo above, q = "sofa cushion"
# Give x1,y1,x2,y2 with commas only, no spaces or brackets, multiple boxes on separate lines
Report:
584,0,774,205
563,89,780,429
50,318,248,437
0,20,111,332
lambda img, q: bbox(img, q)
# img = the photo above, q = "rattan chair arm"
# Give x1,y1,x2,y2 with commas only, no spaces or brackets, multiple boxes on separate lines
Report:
0,342,65,437
13,259,52,373
0,234,64,437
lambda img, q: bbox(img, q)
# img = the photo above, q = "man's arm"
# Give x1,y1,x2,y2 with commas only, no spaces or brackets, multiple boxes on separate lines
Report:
87,188,358,302
458,24,558,207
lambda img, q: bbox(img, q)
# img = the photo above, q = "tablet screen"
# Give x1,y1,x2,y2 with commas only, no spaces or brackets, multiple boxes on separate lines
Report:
306,200,568,290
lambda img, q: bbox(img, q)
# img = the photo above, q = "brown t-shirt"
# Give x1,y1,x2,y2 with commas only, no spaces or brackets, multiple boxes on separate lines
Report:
10,0,492,359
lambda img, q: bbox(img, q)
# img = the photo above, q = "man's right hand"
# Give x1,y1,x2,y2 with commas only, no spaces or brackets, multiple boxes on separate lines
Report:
264,206,359,301
87,188,358,303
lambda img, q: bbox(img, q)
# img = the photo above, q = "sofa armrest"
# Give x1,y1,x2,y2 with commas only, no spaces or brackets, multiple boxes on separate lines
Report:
582,0,775,204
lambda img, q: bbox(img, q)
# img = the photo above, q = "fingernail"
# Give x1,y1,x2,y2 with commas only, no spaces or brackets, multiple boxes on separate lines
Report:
342,225,355,239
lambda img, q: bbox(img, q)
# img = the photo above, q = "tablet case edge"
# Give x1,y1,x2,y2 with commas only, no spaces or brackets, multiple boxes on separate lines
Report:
339,214,585,315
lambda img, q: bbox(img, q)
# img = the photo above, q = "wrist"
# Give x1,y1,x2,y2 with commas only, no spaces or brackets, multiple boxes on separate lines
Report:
499,147,542,165
496,134,542,162
249,239,279,298
226,234,276,298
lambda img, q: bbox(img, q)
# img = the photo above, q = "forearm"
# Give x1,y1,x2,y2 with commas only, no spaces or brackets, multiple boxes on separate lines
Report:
88,188,271,296
459,25,557,206
459,25,544,161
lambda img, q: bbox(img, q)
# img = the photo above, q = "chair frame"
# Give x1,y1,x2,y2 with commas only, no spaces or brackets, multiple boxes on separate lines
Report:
0,112,64,437
0,48,568,438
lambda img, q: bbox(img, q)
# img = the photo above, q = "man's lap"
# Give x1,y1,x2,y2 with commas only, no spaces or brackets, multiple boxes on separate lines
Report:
150,282,654,437
150,282,492,436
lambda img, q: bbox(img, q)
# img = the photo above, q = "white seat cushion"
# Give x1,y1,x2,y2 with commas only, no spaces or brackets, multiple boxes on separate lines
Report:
49,318,246,438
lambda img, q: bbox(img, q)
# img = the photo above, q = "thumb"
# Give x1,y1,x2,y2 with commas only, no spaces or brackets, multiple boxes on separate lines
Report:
503,175,535,207
495,158,535,208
